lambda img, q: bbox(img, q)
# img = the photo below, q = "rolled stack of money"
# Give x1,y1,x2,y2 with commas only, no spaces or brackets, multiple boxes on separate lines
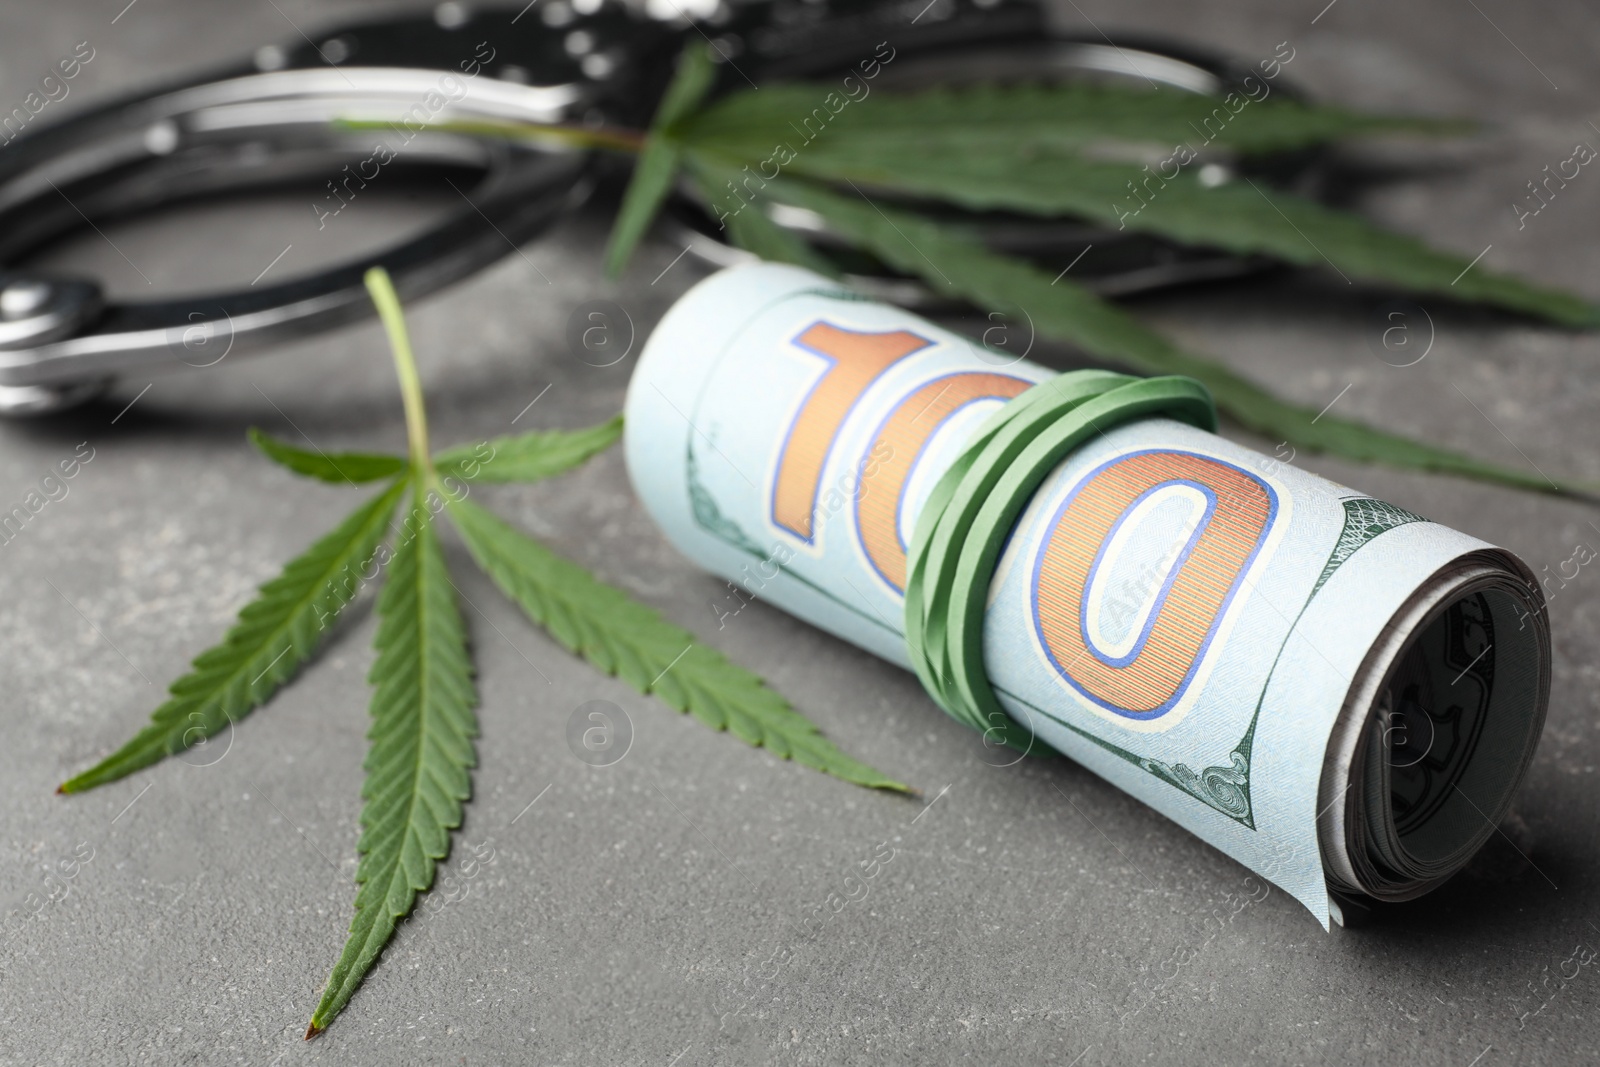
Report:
623,263,1550,926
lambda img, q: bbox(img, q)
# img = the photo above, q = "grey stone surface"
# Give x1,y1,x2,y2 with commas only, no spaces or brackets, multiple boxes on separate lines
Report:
2,1,1598,1064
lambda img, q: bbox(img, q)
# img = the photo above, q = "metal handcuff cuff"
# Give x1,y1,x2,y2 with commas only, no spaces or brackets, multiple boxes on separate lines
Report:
0,0,1325,416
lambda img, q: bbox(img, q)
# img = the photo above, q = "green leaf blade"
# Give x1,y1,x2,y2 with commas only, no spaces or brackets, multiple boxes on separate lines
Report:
603,43,719,277
432,416,623,485
751,144,1596,327
59,480,408,794
686,156,842,277
750,174,1578,495
604,139,681,279
308,500,478,1035
249,428,408,484
445,496,908,792
682,81,1468,158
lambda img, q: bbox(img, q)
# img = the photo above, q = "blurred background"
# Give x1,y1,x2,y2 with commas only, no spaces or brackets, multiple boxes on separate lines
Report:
0,1,1597,1063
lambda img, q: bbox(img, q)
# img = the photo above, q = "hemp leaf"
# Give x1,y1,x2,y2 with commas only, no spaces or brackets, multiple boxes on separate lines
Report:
679,80,1471,156
603,42,719,276
57,480,407,794
705,166,1564,494
702,143,1595,328
306,502,478,1036
59,267,908,1039
247,428,407,484
448,496,906,789
592,43,1600,499
433,417,622,484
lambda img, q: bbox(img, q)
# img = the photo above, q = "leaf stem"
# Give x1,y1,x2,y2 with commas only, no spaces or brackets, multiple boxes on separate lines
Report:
364,267,434,484
333,117,646,154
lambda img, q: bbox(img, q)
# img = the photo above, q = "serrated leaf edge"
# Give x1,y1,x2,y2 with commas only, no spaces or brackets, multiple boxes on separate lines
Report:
307,497,479,1033
58,479,409,793
445,494,909,792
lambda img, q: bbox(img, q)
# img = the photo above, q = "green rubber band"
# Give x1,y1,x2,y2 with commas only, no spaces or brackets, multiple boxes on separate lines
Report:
946,378,1216,742
903,376,1114,726
922,378,1139,737
904,372,1127,731
906,371,1139,738
909,375,1131,735
902,370,1218,753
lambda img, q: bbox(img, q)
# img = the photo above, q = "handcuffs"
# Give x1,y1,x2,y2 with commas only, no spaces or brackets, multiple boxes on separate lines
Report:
0,0,1326,415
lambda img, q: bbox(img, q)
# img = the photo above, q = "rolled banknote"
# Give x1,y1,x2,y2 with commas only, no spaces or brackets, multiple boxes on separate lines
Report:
623,262,1550,927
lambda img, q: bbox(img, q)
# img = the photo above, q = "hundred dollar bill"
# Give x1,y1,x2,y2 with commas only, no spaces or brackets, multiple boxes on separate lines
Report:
623,263,1551,926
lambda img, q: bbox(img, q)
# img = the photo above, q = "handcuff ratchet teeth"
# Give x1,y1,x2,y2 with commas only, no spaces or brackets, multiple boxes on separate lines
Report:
0,0,1323,416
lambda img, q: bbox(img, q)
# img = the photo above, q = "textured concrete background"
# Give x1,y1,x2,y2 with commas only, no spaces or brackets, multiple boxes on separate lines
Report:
2,1,1598,1064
